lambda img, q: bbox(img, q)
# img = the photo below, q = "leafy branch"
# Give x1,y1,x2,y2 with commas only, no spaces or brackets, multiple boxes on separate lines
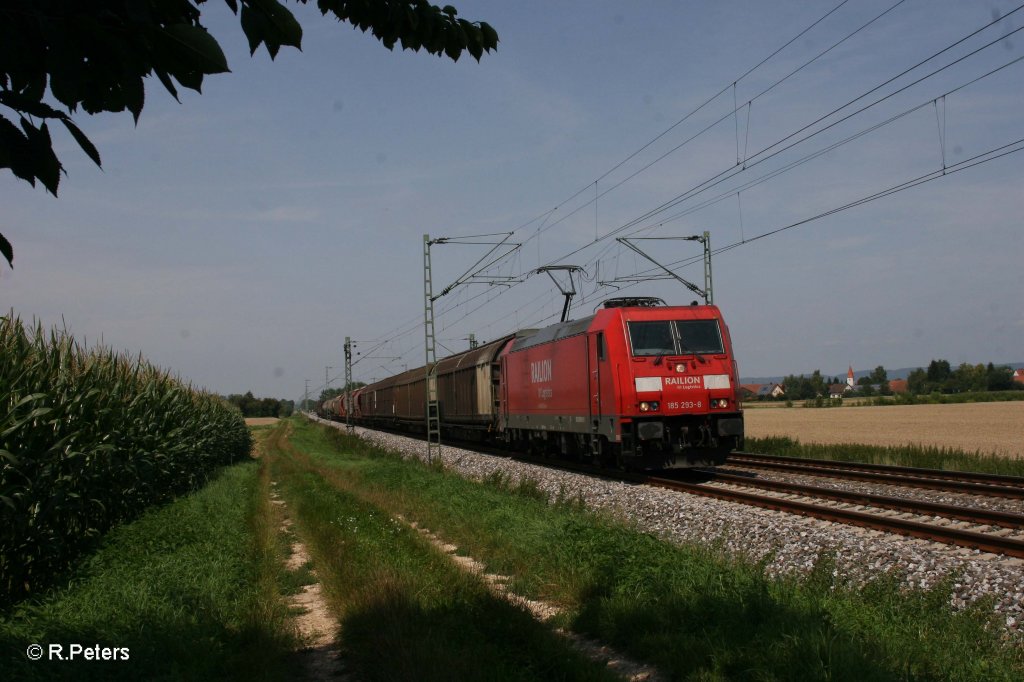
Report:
0,0,499,269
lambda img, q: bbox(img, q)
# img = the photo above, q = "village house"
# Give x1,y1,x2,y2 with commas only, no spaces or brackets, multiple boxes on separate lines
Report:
828,384,849,399
739,383,785,400
826,366,856,399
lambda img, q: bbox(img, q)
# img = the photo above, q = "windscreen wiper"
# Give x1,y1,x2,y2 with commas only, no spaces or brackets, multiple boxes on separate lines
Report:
678,341,707,364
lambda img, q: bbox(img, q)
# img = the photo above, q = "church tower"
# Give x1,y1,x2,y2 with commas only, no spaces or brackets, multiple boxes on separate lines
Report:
847,366,855,388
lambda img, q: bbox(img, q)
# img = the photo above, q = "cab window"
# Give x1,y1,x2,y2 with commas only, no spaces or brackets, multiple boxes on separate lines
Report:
675,320,724,354
626,319,724,356
627,321,675,356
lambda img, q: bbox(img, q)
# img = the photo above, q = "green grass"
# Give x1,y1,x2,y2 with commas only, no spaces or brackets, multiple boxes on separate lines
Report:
0,460,296,681
28,417,1011,680
265,422,619,681
283,417,1024,681
745,435,1024,477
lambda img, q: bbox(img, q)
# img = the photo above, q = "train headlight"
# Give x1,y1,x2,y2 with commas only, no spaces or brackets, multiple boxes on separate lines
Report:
640,402,650,412
711,399,729,408
639,401,660,412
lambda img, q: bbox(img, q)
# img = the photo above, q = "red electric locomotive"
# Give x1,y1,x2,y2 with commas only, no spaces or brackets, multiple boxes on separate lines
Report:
500,297,743,468
320,297,743,469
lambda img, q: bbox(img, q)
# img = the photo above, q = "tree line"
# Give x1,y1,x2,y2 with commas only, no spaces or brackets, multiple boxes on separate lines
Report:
906,360,1019,394
779,360,1020,400
223,392,294,418
318,383,367,403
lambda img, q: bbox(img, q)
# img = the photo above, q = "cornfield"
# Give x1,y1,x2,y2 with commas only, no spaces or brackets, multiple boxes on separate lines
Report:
0,314,251,606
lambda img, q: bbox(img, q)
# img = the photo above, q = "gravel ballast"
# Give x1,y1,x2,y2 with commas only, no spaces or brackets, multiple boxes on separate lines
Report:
312,417,1024,640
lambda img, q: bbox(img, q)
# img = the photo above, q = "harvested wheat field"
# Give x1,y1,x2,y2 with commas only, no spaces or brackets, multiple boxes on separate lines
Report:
244,417,280,426
744,402,1024,458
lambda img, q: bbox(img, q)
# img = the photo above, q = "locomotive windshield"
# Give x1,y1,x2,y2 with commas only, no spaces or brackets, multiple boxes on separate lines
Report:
676,320,724,354
627,319,724,356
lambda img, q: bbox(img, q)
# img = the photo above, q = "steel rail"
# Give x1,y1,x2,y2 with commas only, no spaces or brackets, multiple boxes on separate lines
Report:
731,452,1024,487
315,419,1024,557
705,471,1024,529
643,474,1024,558
727,453,1024,499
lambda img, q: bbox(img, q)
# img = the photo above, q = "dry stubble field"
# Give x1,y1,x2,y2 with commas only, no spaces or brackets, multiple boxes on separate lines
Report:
244,417,280,426
743,401,1024,458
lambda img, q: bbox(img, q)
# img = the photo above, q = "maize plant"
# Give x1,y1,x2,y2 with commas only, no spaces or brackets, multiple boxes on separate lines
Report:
0,314,251,607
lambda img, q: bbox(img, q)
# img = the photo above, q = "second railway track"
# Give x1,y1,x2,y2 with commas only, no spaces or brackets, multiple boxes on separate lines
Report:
524,451,1024,559
504,448,1024,559
726,451,1024,499
644,471,1024,559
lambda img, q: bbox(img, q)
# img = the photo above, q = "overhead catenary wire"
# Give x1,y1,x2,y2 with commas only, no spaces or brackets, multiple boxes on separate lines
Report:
621,49,1024,267
537,13,1024,275
323,1,902,361
332,4,1023,380
517,0,914,252
586,137,1024,308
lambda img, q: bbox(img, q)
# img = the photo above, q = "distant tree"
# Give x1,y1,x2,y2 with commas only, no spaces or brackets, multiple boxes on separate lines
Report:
225,391,292,417
808,370,826,398
259,396,280,417
985,363,1014,391
907,367,928,395
320,387,345,402
318,381,366,403
0,0,498,268
926,359,952,387
782,371,827,400
869,365,887,384
949,363,986,392
782,374,806,400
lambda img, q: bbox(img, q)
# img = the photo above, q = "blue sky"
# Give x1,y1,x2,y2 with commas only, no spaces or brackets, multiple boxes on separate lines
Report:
3,0,1022,400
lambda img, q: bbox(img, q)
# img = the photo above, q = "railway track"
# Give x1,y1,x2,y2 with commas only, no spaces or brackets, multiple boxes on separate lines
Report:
317,419,1024,559
498,451,1024,558
725,451,1024,498
530,452,1024,559
645,471,1024,559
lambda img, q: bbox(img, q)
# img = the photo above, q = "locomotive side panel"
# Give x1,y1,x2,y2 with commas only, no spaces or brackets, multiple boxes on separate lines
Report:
503,333,591,435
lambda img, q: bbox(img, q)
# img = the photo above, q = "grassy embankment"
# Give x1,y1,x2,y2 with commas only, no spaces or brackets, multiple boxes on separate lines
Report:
276,418,1022,680
746,436,1024,477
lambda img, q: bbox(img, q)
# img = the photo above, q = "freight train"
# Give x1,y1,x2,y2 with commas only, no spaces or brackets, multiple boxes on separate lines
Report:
318,297,743,468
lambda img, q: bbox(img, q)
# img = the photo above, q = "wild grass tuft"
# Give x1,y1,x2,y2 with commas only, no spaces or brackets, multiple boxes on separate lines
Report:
746,435,1024,477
